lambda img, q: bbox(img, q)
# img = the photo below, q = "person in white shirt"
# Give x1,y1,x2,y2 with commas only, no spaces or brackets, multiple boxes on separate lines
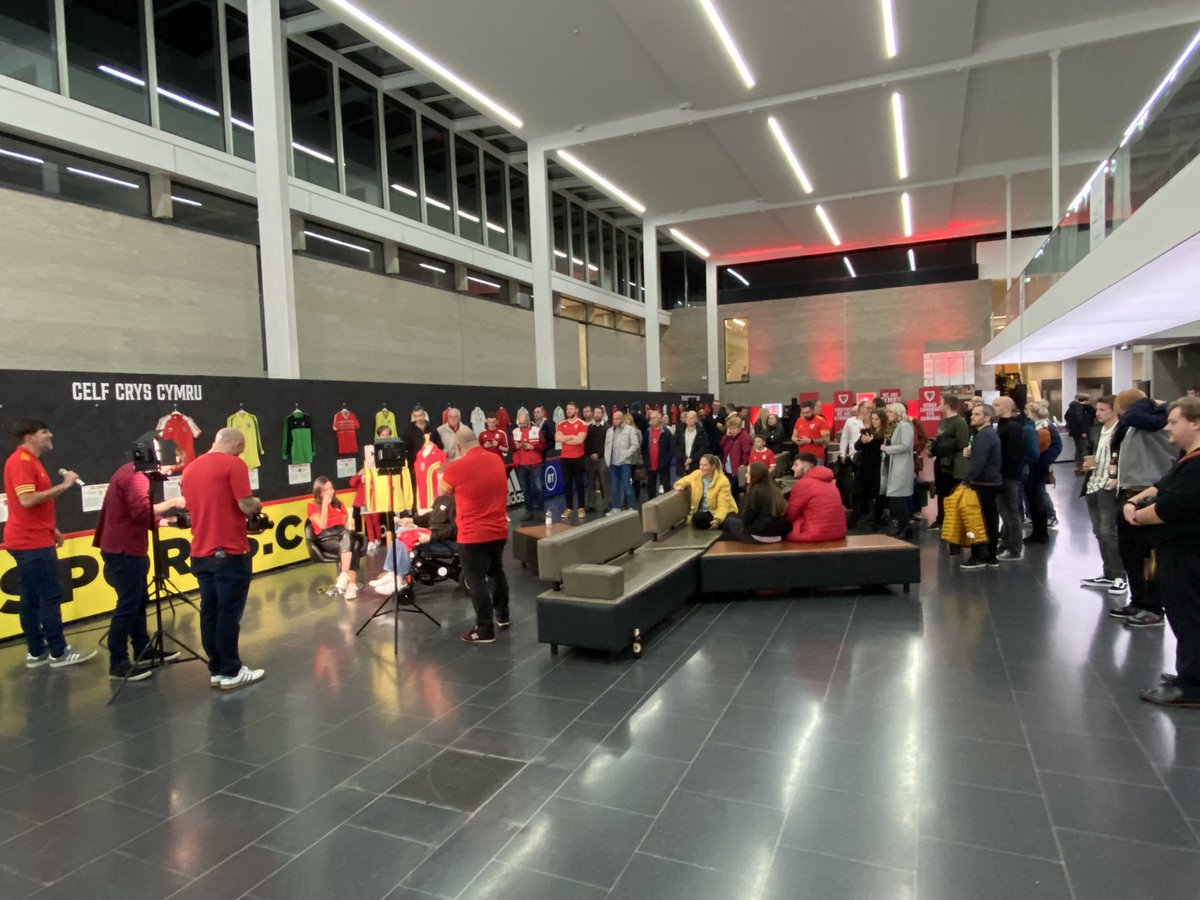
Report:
839,401,870,464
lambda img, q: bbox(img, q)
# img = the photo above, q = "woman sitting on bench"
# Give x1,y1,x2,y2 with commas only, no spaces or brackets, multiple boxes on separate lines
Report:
722,461,789,542
673,453,738,530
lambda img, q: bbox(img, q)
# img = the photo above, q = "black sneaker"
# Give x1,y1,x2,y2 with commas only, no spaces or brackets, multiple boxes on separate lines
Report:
494,613,511,629
998,550,1023,562
986,558,1000,568
1162,672,1178,686
461,627,495,644
1081,576,1115,589
1107,604,1138,619
1125,610,1165,628
959,559,988,571
134,650,182,668
109,662,153,682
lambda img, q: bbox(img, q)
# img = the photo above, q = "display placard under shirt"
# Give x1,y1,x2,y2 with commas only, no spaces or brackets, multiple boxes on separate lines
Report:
288,463,312,485
336,457,357,479
80,483,108,513
923,351,975,388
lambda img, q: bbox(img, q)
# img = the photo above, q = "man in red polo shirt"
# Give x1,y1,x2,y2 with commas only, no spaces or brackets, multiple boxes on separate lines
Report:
442,436,509,644
556,402,589,521
792,399,831,461
93,454,187,681
3,418,95,669
181,428,264,690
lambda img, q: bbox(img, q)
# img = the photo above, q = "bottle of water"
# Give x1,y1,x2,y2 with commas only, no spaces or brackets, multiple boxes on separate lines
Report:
545,510,553,530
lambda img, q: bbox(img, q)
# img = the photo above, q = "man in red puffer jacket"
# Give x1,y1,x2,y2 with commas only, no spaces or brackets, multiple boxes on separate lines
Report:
786,453,848,543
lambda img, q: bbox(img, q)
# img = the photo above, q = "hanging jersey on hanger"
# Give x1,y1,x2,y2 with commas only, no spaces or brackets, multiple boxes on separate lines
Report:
495,406,511,433
374,408,397,437
333,410,360,455
552,405,566,425
363,464,414,514
156,412,201,466
283,411,314,464
516,405,529,423
469,406,487,435
412,443,446,513
226,409,264,469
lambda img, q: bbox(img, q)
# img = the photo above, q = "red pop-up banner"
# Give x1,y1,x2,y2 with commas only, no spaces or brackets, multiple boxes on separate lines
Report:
918,386,942,433
832,390,856,432
880,388,903,404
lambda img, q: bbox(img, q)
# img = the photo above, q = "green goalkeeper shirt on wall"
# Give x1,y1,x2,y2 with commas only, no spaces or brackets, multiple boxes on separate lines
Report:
283,411,314,464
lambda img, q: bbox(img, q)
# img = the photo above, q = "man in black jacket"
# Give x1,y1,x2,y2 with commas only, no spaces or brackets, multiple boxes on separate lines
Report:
404,405,442,466
643,408,674,500
584,406,609,514
1065,394,1096,472
994,396,1026,561
674,409,709,476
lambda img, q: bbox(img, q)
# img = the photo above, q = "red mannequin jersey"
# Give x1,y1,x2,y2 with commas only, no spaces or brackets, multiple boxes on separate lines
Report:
495,406,511,433
412,440,446,512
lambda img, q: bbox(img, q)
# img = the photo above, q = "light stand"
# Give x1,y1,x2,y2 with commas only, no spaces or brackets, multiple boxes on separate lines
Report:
356,441,440,654
109,458,206,703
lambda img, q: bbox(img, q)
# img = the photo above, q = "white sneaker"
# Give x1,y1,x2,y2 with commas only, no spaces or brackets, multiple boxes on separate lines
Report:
369,573,394,589
335,573,349,592
25,652,50,669
344,582,358,600
210,674,222,688
218,666,265,691
1107,578,1128,595
49,646,97,668
366,540,379,554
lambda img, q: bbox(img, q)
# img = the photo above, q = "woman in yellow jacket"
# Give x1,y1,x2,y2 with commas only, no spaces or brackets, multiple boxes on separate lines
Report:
673,454,739,529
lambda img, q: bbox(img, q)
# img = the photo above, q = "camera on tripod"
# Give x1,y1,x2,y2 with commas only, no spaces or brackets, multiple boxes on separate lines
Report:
246,510,274,534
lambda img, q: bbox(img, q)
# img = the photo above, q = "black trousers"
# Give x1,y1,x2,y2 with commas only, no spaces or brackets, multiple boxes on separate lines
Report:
102,552,150,667
646,467,671,501
1025,477,1049,541
561,456,587,510
459,539,509,636
934,470,960,526
971,483,1002,562
1117,512,1162,614
1159,549,1200,695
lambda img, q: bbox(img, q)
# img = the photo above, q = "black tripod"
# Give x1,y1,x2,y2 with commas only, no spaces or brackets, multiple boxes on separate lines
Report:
355,464,440,655
109,474,206,703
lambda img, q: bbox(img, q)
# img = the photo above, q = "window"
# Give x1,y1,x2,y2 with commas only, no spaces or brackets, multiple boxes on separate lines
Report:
454,137,482,244
339,73,382,207
287,46,337,191
464,270,509,304
421,119,452,232
509,170,530,260
382,98,418,219
153,0,223,150
685,252,706,307
225,7,253,161
630,238,643,301
724,318,750,383
615,231,627,296
586,212,602,287
552,192,569,274
569,202,585,281
483,154,508,253
661,249,686,308
64,0,149,124
0,132,150,217
0,1,58,91
394,246,454,289
602,221,616,292
301,221,382,271
167,183,258,243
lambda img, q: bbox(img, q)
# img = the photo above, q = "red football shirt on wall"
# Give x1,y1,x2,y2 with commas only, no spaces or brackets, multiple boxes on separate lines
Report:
333,410,360,455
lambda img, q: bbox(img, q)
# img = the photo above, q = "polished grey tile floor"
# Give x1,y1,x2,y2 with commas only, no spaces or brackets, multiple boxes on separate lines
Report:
2,483,1200,899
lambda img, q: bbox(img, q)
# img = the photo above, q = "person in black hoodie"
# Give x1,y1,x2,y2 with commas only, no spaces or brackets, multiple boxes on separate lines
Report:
994,396,1027,560
1065,393,1096,471
404,405,442,466
584,406,609,513
674,409,709,476
721,462,789,542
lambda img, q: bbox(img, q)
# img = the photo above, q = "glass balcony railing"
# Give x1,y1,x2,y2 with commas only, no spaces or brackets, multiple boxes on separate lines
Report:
989,28,1200,344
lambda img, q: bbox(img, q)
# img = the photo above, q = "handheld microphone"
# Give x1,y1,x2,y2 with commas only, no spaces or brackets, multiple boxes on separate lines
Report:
57,468,86,488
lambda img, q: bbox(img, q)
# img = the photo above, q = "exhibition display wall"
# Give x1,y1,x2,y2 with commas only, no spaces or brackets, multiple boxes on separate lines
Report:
0,368,703,640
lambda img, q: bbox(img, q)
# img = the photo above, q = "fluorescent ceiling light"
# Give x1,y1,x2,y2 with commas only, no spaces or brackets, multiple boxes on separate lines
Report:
891,92,909,179
321,0,524,130
158,87,219,117
457,209,481,223
767,117,814,194
170,195,203,208
420,262,447,273
98,64,144,87
486,221,506,234
669,228,710,258
467,275,501,289
231,117,254,131
587,263,599,272
814,204,841,245
907,248,916,271
727,268,750,286
0,147,44,165
843,256,857,277
556,150,646,214
554,249,568,259
293,142,335,164
425,196,451,211
1067,159,1109,214
697,0,756,88
390,182,418,197
731,318,747,327
571,256,585,266
1122,28,1200,147
881,0,898,59
66,166,140,189
901,191,913,237
304,230,370,253
99,66,221,119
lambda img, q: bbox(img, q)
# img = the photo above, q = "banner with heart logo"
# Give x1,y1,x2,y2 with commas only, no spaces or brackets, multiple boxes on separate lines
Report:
832,390,856,432
919,386,942,432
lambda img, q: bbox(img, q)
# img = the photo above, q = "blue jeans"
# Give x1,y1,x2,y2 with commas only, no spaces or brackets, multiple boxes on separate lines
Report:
192,553,252,677
102,552,150,667
382,541,413,577
11,546,66,658
517,464,544,514
610,463,634,509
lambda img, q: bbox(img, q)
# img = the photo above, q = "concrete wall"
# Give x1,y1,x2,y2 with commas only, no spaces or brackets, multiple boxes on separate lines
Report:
1152,344,1200,400
555,317,584,390
588,327,647,392
0,186,263,376
663,280,994,403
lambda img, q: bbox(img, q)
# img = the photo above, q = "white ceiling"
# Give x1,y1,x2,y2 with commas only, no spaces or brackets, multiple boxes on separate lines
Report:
324,0,1200,261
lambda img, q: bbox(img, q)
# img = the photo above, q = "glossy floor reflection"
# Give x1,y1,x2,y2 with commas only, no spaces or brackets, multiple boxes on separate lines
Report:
2,482,1200,899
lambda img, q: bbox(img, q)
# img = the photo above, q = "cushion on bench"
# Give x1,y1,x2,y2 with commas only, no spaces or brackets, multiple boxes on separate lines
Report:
638,525,723,553
537,510,643,582
561,563,625,600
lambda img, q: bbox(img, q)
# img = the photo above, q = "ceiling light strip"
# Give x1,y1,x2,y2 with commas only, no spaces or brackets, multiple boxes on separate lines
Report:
0,147,44,165
304,230,371,253
727,268,750,286
1122,28,1200,146
467,275,501,288
669,227,711,258
767,117,814,194
322,0,524,130
907,248,916,271
843,256,857,277
814,204,841,246
881,0,899,59
697,0,756,89
891,92,909,179
170,195,203,207
420,262,447,273
65,166,140,189
390,182,418,197
555,150,647,214
900,191,913,237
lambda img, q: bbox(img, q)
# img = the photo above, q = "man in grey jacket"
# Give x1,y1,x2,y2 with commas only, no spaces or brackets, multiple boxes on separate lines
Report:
605,410,642,513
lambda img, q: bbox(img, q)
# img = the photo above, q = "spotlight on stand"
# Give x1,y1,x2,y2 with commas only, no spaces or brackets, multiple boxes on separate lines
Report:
374,438,407,473
131,432,178,478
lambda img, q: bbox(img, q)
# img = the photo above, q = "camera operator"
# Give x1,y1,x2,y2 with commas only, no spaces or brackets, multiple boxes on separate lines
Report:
180,428,264,690
92,456,187,681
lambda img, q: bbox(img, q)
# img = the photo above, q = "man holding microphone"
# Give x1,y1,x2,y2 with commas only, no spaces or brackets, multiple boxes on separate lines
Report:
4,418,96,669
181,428,264,690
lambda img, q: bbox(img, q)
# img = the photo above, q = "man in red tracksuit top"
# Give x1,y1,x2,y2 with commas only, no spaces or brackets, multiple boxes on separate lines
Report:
478,414,510,462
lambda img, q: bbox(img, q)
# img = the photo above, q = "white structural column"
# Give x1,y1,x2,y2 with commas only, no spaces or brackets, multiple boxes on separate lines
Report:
1005,174,1013,288
705,260,719,395
247,0,300,378
1112,345,1134,392
642,220,662,391
526,142,557,389
1061,358,1078,407
1050,49,1061,224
